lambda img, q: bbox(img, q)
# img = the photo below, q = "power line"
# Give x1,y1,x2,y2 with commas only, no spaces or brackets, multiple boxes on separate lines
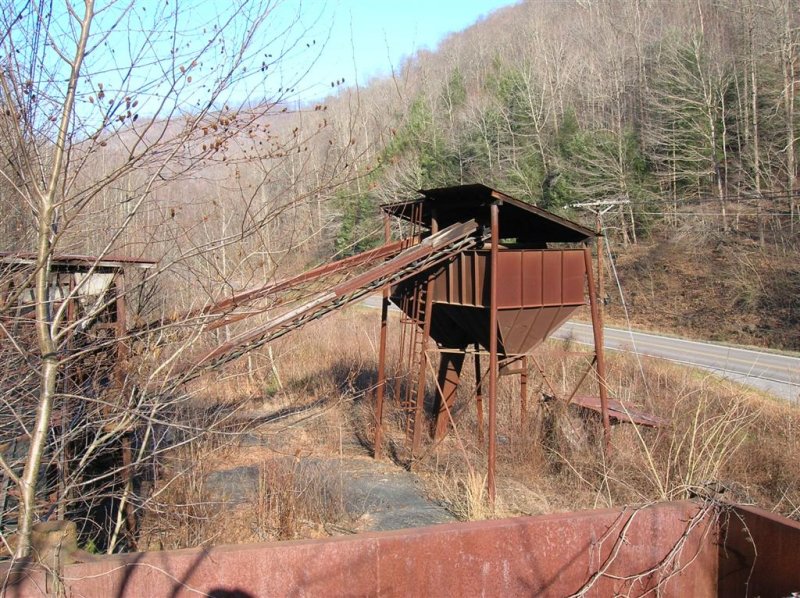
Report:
639,191,800,205
603,233,652,398
637,211,794,217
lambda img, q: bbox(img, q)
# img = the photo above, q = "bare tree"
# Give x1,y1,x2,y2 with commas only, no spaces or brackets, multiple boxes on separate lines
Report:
644,26,733,229
776,0,799,231
0,0,354,559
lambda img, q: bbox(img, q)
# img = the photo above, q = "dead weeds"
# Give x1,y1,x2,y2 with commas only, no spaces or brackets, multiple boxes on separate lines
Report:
145,306,800,551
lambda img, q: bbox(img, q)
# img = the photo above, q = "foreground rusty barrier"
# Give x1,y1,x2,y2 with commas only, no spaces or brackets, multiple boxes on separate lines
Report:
718,504,800,597
2,500,799,597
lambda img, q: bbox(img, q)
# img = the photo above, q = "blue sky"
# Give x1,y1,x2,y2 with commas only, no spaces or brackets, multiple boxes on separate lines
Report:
20,0,520,131
283,0,522,102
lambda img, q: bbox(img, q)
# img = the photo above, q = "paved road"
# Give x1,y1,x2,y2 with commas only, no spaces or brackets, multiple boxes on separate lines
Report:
552,322,800,403
359,296,799,402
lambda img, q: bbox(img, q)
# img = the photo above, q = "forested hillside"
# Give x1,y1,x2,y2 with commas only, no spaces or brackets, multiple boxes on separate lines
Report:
1,0,797,339
326,0,799,349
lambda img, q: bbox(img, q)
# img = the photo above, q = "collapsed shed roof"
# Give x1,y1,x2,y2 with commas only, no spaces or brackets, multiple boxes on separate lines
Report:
381,183,595,243
0,252,156,272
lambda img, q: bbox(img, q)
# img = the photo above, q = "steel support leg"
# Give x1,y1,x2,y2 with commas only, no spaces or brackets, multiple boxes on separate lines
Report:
433,352,465,441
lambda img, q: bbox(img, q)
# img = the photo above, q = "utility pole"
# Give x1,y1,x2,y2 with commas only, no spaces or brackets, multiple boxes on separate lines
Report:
572,199,629,456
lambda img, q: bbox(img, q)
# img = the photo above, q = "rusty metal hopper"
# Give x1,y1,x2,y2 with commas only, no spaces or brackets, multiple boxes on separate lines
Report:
394,248,586,355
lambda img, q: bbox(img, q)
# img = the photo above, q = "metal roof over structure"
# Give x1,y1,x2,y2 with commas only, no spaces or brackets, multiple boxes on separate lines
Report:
381,183,596,243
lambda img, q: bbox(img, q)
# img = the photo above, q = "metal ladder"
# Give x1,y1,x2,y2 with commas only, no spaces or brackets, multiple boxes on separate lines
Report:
400,280,432,454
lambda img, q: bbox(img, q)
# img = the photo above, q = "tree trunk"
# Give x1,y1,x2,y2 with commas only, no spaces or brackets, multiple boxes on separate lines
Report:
782,2,797,233
15,0,95,559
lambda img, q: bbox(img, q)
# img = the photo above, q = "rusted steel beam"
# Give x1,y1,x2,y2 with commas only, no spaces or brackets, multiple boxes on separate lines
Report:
173,220,480,383
433,352,465,441
565,358,596,405
474,347,484,444
114,274,128,388
520,355,528,424
120,434,137,540
186,292,335,370
400,292,417,444
488,201,499,506
0,251,156,269
411,208,439,457
163,237,413,329
334,218,474,298
373,217,392,460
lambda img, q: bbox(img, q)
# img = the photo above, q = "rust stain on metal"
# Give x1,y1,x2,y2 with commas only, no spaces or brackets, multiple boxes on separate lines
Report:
570,395,669,427
718,503,800,597
5,501,798,598
11,500,800,597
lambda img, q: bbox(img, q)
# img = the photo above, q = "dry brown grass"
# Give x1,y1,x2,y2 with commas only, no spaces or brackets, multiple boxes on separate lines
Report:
137,436,228,551
146,304,800,551
382,327,800,523
607,229,800,352
255,458,347,541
